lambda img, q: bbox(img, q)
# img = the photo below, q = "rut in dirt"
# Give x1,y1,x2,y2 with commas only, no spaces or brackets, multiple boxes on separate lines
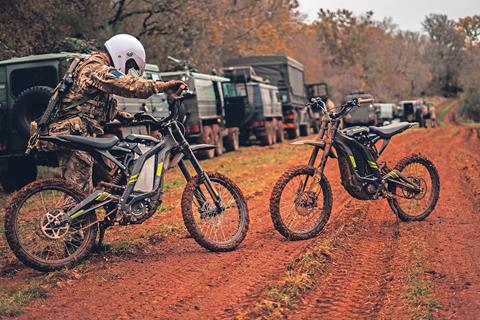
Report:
290,203,398,320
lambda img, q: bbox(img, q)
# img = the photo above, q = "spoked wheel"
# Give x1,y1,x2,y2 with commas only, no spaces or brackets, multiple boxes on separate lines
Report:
181,172,249,251
4,178,97,272
270,166,332,240
388,154,440,221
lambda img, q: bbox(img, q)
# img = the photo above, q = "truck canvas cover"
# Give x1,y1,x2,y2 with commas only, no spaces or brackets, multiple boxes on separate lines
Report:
224,56,306,107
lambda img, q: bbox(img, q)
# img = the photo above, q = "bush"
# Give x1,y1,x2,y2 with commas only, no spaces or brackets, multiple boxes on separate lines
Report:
461,86,480,122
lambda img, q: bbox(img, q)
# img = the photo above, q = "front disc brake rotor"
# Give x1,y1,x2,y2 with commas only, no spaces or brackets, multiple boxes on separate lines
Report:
294,191,318,216
401,176,427,200
40,210,70,239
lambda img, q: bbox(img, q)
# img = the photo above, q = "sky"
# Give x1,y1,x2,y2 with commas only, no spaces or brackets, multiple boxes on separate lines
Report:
297,0,480,32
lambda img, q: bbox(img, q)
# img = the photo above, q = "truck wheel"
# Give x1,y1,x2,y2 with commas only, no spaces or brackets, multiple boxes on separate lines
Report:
271,120,278,144
260,123,274,146
0,158,37,192
276,121,285,143
12,86,53,138
224,128,240,152
300,123,310,136
197,126,215,159
286,127,299,140
212,124,224,156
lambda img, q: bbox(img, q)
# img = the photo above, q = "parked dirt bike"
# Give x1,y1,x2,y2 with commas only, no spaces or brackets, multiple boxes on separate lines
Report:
270,97,440,240
5,89,249,272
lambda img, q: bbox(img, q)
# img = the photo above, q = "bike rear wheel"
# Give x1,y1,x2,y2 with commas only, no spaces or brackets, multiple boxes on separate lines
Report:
4,178,97,272
388,154,440,221
270,166,332,240
181,172,249,251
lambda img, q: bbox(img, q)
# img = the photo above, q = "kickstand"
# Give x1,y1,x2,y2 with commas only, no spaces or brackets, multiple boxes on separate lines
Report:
98,225,106,246
392,205,401,238
92,223,112,253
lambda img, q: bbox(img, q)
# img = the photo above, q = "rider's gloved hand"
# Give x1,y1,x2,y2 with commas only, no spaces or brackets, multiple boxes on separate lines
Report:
116,111,134,123
159,80,188,94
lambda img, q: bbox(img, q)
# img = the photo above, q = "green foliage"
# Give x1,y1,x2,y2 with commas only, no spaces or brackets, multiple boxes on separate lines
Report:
0,285,49,317
461,86,480,121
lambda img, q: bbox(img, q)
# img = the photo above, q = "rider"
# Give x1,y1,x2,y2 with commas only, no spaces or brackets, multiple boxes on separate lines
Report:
44,34,187,194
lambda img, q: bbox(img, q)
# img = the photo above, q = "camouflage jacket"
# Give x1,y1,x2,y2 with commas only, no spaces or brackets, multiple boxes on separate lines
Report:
53,53,170,136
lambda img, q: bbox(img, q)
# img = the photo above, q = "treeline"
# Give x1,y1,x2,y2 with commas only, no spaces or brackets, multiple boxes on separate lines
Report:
0,0,479,120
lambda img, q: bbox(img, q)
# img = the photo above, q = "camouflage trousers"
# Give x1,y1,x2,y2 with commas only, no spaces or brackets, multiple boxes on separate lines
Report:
57,148,94,194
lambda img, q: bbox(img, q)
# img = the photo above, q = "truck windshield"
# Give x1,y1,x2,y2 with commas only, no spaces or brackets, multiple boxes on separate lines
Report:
223,83,247,97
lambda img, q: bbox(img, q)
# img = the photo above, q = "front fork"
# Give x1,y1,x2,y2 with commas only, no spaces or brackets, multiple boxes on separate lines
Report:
303,119,337,193
173,123,221,210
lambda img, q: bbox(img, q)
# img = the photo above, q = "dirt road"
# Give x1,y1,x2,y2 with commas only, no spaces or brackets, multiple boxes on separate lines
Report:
1,103,479,319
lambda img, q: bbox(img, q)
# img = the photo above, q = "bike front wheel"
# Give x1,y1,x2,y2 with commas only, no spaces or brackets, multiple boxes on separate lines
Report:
270,166,332,240
181,172,249,252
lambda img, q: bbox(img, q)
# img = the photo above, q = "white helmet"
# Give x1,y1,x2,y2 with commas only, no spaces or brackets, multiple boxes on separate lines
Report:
104,34,146,74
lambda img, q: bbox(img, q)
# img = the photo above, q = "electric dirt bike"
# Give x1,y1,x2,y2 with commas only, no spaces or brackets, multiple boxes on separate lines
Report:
5,91,249,272
269,97,440,240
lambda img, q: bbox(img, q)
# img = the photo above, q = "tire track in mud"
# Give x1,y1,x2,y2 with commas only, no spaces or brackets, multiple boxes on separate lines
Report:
290,202,397,320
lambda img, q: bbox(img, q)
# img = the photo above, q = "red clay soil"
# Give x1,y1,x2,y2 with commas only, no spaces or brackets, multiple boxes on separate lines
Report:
4,108,480,319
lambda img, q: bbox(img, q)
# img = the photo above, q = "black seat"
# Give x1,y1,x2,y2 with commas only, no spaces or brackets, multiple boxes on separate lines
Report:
368,122,411,138
58,135,119,150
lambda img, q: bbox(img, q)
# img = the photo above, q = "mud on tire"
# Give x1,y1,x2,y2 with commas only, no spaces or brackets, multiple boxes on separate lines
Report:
181,172,249,251
270,166,333,240
387,154,440,221
4,178,97,272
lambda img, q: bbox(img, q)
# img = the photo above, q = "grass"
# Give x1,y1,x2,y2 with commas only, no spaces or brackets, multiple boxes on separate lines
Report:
459,121,480,128
438,102,457,124
402,245,440,320
0,284,49,317
163,178,184,190
238,209,364,319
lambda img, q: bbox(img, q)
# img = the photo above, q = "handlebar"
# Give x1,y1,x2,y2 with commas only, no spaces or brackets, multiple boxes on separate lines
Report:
134,85,188,126
358,98,373,104
308,97,373,120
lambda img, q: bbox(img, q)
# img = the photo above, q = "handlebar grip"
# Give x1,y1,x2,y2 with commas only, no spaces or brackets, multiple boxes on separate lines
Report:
357,98,373,104
170,84,188,100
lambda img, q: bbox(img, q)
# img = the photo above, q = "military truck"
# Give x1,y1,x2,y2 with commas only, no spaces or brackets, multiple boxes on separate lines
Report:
398,100,425,126
224,55,316,139
374,103,396,126
342,92,377,127
159,69,237,158
0,52,161,191
221,66,283,145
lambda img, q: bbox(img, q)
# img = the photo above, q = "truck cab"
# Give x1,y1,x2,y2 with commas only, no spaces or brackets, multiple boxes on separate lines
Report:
222,66,283,145
159,70,232,158
374,103,396,126
224,55,314,139
343,92,377,127
398,100,424,125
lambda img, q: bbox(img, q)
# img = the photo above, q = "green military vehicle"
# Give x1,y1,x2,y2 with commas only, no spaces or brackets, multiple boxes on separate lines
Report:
221,66,283,145
160,58,239,159
224,55,319,139
0,52,162,192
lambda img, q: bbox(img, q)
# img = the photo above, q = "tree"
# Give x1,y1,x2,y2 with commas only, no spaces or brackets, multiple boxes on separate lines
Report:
422,14,465,96
457,15,480,43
